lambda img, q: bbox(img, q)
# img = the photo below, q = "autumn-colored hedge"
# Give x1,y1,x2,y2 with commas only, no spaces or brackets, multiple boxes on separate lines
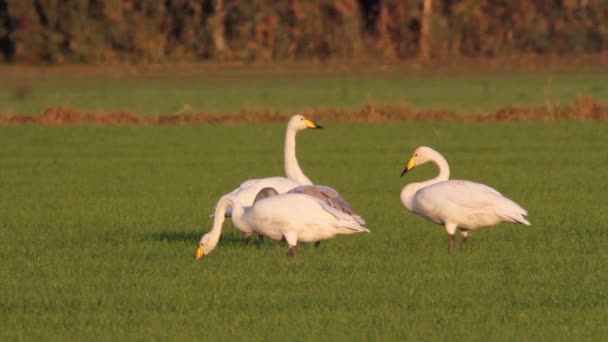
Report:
1,0,607,64
2,97,607,125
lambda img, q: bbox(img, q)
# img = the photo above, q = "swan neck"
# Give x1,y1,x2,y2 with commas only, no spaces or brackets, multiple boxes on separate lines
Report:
414,152,450,190
284,126,312,185
207,196,232,241
431,152,450,184
400,151,450,212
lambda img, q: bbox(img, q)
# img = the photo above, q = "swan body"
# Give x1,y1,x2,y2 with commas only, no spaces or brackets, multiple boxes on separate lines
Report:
223,176,300,215
220,114,321,217
400,146,530,252
197,185,368,259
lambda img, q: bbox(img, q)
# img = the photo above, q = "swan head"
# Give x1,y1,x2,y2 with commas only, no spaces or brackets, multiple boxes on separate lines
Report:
288,114,323,131
195,232,219,260
400,146,440,176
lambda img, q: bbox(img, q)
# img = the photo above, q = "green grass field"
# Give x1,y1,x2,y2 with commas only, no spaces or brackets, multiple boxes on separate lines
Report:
1,121,607,340
1,66,608,115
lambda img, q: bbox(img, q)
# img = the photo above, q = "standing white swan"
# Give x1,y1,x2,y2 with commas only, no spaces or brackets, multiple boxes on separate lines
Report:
400,146,530,253
220,114,322,218
197,185,368,259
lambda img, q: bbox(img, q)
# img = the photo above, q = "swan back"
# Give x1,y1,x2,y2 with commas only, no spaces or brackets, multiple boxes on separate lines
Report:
288,185,366,225
413,180,529,229
222,176,300,216
249,192,368,237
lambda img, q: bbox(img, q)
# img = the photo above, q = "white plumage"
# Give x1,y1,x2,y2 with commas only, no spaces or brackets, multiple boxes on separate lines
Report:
400,146,530,252
197,185,368,259
219,114,321,218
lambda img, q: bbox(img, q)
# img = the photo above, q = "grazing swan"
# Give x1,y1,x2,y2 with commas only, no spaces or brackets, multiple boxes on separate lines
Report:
221,114,322,217
196,186,369,259
400,146,530,253
197,188,280,260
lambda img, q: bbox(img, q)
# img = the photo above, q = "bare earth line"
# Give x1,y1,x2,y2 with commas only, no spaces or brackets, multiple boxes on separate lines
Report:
1,96,607,125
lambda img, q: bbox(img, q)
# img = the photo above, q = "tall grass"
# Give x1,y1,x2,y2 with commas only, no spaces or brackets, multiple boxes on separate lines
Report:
0,122,606,339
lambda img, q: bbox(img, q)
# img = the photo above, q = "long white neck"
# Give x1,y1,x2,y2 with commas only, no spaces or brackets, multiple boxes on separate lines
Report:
401,151,450,211
200,195,243,250
284,125,313,185
202,196,230,246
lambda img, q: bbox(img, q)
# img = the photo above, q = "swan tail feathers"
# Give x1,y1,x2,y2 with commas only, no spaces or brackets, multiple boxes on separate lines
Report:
339,219,370,233
514,214,531,226
345,225,370,233
353,214,366,225
497,208,530,226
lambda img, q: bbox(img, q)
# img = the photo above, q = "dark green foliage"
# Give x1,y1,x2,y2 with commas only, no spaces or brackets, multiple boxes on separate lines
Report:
1,0,607,64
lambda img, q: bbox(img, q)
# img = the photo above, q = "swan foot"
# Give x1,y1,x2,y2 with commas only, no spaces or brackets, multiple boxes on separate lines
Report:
448,234,456,254
314,241,321,248
287,246,297,258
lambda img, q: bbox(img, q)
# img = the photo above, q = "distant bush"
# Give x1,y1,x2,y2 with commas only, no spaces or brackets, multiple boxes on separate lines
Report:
1,0,607,64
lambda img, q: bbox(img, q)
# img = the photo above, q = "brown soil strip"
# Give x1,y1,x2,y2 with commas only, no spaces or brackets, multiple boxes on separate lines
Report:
2,55,608,76
1,96,607,126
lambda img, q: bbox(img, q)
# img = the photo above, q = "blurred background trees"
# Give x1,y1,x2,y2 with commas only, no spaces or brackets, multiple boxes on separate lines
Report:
0,0,606,64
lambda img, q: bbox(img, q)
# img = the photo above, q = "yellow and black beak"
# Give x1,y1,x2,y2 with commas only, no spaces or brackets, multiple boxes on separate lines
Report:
195,246,205,260
304,119,323,129
400,156,417,177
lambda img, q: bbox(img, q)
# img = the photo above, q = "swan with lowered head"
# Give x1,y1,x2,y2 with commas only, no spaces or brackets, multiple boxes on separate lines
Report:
197,185,368,259
400,146,530,253
220,114,322,218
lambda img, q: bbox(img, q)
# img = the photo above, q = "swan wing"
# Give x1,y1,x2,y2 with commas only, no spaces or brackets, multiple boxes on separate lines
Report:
228,177,299,204
212,177,300,217
288,185,366,225
417,180,502,208
415,180,529,226
252,193,369,234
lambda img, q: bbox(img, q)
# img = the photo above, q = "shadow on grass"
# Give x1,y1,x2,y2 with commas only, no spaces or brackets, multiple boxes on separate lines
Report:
150,231,201,243
148,230,265,247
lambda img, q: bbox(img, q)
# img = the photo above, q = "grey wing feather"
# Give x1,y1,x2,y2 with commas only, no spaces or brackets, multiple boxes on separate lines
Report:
288,185,366,225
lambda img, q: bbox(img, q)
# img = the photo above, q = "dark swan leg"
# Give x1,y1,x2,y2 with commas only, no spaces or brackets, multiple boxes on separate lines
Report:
287,245,298,258
314,241,321,248
460,229,469,249
448,234,456,254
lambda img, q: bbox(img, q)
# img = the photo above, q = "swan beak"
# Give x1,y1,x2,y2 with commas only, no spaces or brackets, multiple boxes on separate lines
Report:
400,156,417,177
195,246,205,260
304,119,323,129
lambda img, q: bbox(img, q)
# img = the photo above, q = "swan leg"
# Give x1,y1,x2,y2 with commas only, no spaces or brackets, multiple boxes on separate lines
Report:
445,223,457,254
314,241,321,248
459,229,469,249
448,235,456,254
287,246,298,258
283,232,298,258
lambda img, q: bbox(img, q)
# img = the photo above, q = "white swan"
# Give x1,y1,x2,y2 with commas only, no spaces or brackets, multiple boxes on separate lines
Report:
197,185,369,259
400,146,530,253
220,114,322,217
